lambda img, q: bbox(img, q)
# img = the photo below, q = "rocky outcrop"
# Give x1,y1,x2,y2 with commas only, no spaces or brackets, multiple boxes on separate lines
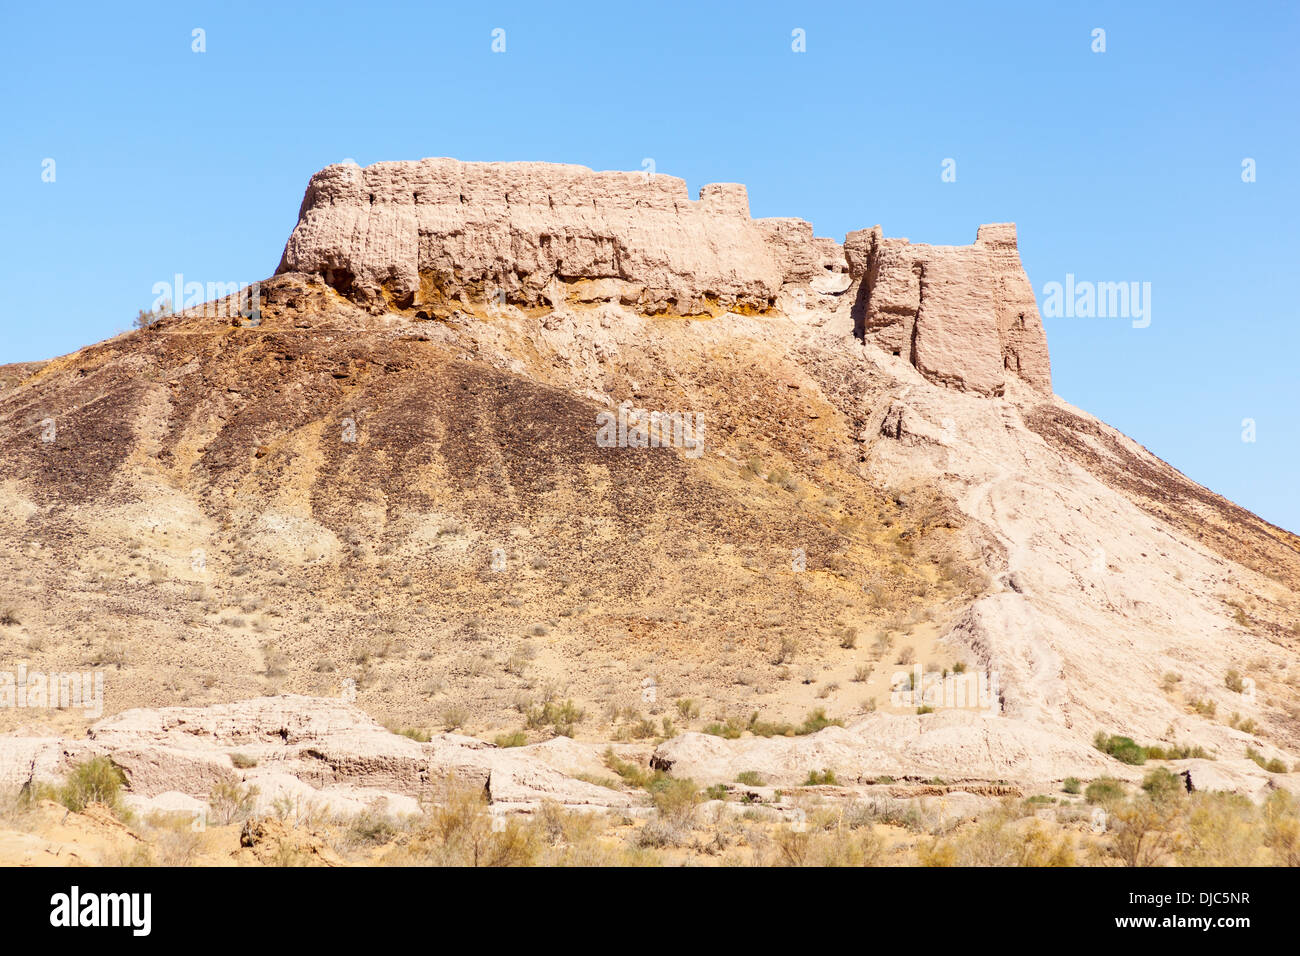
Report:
0,697,639,818
275,158,1050,396
651,711,1129,788
845,223,1051,396
277,158,845,318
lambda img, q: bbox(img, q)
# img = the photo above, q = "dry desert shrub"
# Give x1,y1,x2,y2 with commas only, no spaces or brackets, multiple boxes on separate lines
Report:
635,816,689,849
675,698,701,720
261,642,287,677
270,792,329,830
1091,772,1186,867
208,780,259,825
918,806,1075,867
142,812,207,866
651,777,700,829
1263,790,1300,866
1098,795,1183,867
0,787,42,832
104,843,155,867
843,795,934,832
405,778,539,867
440,705,469,730
528,801,656,866
772,636,799,664
87,640,131,669
1176,792,1266,866
326,807,422,858
771,823,886,867
633,777,702,849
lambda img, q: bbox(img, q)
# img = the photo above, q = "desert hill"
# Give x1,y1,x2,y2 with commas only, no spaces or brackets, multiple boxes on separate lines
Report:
1,159,1298,835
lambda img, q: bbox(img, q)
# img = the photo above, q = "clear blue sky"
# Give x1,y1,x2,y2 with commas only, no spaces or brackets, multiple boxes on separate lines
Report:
3,1,1297,532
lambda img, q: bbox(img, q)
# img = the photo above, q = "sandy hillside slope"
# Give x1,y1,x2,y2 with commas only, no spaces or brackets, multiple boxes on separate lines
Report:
1,159,1297,816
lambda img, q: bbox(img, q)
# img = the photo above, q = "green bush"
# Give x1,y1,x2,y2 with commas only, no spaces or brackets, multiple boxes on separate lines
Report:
1062,777,1082,795
602,748,665,791
389,727,431,742
650,778,700,827
803,769,838,786
702,720,743,739
748,715,796,737
1084,777,1125,805
1141,767,1185,802
797,708,843,735
1145,742,1209,760
742,708,845,739
1093,732,1147,765
1246,747,1288,774
524,699,583,737
628,717,659,740
57,757,127,812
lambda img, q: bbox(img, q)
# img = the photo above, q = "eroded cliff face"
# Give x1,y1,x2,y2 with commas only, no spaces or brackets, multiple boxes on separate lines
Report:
844,223,1051,397
276,158,846,318
276,158,1050,396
